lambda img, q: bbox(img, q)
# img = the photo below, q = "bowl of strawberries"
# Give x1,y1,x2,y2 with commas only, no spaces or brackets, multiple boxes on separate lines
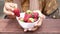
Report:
16,10,41,29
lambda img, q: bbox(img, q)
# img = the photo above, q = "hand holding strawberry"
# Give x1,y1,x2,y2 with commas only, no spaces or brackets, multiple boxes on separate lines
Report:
13,8,20,17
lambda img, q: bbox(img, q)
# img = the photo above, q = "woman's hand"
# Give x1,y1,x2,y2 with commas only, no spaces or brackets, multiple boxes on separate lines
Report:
3,2,17,19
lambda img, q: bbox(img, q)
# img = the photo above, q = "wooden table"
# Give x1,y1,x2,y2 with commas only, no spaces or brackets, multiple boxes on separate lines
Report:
0,19,60,34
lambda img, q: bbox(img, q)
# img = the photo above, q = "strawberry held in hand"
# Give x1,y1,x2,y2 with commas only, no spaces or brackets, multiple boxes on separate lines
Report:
13,8,20,17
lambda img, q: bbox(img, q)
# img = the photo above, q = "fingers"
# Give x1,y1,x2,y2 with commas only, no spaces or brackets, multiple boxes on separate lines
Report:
5,3,17,11
28,20,42,32
39,11,46,19
4,3,18,16
5,3,14,11
3,3,18,19
12,3,17,8
34,15,43,27
35,20,42,27
3,7,14,16
40,14,46,19
4,10,14,16
28,27,38,31
9,3,18,8
34,19,42,27
24,29,28,32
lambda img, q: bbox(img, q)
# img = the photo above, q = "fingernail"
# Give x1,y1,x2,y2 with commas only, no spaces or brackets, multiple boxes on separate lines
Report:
12,8,14,11
12,13,14,15
24,29,27,32
34,24,38,26
29,29,32,31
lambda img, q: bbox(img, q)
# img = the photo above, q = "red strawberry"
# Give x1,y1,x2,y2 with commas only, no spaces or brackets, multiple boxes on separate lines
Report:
24,13,32,22
32,12,39,18
13,8,20,17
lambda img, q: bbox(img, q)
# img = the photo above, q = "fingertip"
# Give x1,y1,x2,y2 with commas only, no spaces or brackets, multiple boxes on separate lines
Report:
12,8,14,11
24,29,27,32
28,28,32,31
34,24,38,27
12,13,14,15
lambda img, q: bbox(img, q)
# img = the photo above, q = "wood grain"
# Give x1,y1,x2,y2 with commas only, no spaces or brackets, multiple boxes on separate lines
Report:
0,19,60,34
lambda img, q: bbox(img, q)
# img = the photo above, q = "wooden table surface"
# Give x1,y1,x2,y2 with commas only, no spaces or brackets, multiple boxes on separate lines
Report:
0,19,60,34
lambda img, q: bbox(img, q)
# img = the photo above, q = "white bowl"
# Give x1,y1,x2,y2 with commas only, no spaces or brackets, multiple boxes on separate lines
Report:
16,13,40,29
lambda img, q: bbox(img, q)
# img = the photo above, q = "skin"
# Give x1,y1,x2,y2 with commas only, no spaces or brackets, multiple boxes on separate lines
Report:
4,2,17,19
4,0,45,32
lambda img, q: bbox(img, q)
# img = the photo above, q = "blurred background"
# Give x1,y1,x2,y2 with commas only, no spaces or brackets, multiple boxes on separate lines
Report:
0,0,60,19
0,0,4,19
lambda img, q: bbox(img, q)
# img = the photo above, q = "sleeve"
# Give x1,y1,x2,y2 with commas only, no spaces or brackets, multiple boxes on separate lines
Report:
41,0,58,15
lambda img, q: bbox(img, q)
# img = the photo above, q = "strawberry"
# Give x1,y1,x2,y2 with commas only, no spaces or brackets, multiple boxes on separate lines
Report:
32,12,39,18
13,8,20,17
24,13,32,22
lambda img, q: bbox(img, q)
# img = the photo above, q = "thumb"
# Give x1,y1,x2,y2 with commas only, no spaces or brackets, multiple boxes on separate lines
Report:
4,11,14,16
34,18,42,27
